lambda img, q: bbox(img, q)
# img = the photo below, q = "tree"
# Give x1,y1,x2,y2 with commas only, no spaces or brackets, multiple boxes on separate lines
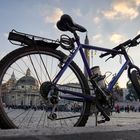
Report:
113,82,123,101
126,80,138,101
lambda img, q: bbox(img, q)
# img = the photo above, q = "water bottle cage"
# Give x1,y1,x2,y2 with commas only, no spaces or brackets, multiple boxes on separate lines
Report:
91,74,106,82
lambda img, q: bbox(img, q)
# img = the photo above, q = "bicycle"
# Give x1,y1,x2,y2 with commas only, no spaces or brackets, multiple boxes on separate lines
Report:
0,14,140,129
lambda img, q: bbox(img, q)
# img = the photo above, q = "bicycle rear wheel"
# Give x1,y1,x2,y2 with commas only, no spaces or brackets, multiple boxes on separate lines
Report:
0,45,91,129
130,70,140,99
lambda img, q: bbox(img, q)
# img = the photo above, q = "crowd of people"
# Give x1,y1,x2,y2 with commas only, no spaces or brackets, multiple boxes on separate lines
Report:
4,103,140,114
4,103,82,112
114,104,140,113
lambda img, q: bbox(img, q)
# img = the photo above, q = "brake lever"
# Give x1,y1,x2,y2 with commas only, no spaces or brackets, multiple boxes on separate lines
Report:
105,56,113,62
105,53,117,62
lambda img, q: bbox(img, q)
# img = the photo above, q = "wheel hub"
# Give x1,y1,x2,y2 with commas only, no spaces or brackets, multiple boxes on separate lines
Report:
40,81,52,100
40,82,59,104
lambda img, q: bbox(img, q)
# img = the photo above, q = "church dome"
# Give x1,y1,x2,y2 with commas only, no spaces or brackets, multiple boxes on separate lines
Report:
16,76,38,86
15,68,38,91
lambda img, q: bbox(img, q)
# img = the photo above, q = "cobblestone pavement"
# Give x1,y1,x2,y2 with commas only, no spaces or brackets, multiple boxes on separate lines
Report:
86,112,140,127
4,107,140,128
1,112,140,140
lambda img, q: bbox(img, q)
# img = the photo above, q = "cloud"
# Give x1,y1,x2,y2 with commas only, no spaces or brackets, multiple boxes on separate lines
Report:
3,33,8,38
72,9,82,17
133,0,140,6
44,8,63,24
110,33,125,44
103,10,117,19
93,17,101,24
92,34,103,44
0,51,7,60
103,1,139,20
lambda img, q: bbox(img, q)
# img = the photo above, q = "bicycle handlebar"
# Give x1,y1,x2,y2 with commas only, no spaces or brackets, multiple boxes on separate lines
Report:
100,34,140,58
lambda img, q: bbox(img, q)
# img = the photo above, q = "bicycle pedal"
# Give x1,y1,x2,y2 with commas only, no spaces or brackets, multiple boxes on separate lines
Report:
47,113,57,120
97,119,106,124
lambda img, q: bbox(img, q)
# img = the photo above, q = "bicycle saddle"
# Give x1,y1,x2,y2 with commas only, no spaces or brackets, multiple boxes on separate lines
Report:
57,14,87,33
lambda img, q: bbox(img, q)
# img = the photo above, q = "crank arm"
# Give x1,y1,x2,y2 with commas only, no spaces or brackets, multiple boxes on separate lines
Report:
96,102,110,121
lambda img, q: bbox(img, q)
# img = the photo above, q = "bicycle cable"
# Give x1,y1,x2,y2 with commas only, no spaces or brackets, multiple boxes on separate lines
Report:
126,47,135,65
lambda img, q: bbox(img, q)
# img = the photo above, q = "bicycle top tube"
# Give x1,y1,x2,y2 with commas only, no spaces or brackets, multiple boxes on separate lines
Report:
82,44,123,55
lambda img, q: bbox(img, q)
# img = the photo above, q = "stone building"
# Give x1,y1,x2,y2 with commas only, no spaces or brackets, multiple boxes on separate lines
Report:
2,68,41,106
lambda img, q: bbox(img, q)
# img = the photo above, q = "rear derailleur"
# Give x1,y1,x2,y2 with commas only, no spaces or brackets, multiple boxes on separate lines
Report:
47,93,60,120
40,81,60,120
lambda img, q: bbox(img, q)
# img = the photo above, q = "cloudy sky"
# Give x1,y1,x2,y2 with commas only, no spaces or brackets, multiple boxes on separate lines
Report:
0,0,140,87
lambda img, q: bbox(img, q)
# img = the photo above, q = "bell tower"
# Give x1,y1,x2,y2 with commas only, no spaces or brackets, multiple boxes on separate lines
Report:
84,33,90,79
26,68,31,76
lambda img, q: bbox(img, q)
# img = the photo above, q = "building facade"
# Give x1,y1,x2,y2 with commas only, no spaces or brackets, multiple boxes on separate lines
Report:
2,68,41,106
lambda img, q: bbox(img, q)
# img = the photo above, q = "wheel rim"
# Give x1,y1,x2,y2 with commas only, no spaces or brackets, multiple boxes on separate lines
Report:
130,70,140,98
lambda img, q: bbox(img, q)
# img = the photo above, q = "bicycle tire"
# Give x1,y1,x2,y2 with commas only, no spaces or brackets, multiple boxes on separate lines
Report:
130,70,140,99
0,45,91,129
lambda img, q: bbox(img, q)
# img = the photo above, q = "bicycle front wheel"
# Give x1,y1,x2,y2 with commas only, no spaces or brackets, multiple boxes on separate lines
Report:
0,46,91,129
130,70,140,99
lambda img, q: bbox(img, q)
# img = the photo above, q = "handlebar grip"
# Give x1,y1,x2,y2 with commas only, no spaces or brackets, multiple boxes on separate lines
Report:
133,34,140,40
128,34,140,47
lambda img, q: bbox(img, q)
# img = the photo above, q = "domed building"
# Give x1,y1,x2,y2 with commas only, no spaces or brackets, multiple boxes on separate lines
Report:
2,68,85,109
2,68,41,106
15,68,39,92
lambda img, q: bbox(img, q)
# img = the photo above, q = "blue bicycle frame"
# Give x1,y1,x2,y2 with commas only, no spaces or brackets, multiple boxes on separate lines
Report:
52,37,140,103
